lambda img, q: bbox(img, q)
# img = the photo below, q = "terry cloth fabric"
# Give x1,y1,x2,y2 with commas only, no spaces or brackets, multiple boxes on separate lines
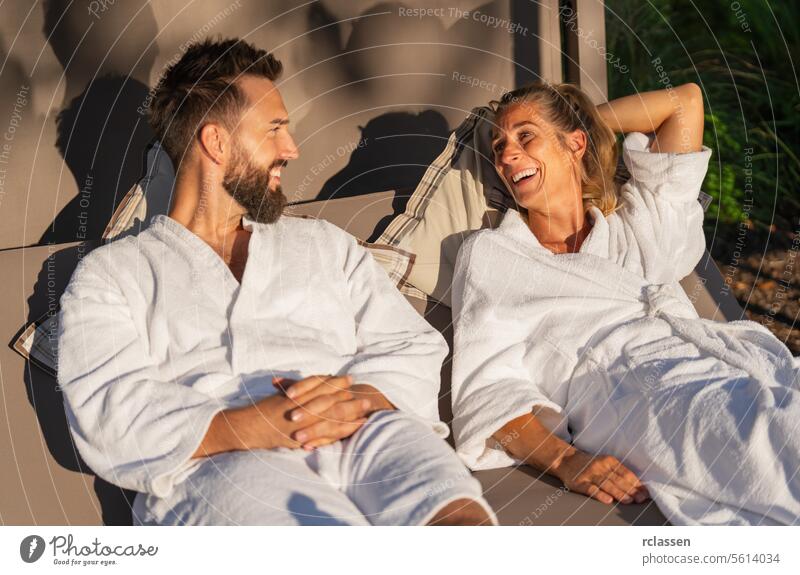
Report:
133,409,497,526
102,140,416,291
376,110,714,307
451,132,800,525
13,143,418,375
57,212,450,499
13,232,414,378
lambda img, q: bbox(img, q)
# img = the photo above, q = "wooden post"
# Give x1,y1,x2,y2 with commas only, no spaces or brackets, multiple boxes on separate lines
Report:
574,0,609,103
537,0,563,84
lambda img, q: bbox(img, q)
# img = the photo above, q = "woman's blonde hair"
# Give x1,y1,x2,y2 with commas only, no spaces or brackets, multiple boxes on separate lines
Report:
491,82,619,215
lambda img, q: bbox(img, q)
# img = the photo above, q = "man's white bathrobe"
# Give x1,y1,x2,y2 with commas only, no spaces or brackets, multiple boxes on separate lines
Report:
58,214,491,525
452,132,800,525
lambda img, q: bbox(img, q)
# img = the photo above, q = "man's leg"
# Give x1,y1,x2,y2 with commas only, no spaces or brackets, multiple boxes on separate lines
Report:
427,499,496,526
311,410,497,526
133,448,369,525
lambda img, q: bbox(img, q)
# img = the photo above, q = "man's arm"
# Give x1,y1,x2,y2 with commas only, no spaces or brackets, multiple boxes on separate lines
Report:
335,227,448,428
58,257,231,497
193,375,365,457
58,256,357,493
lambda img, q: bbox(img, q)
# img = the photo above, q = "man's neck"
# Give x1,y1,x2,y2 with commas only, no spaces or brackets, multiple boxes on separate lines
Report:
168,168,248,248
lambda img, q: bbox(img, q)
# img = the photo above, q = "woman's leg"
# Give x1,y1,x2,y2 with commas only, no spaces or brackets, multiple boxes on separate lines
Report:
583,374,800,525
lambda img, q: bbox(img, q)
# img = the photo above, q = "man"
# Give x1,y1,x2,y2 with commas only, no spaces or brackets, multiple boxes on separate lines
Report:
57,38,495,526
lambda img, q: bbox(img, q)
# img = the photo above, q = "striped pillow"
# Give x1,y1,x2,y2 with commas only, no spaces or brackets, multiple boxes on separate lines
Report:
375,106,514,306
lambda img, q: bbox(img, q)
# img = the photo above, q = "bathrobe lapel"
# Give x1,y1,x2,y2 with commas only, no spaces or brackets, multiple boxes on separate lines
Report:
149,214,267,374
496,209,646,305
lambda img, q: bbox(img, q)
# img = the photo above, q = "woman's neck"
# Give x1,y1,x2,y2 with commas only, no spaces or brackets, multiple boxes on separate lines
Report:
526,204,591,254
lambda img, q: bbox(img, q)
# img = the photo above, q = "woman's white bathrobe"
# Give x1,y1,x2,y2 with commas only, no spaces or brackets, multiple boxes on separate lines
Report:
451,132,800,525
57,213,479,524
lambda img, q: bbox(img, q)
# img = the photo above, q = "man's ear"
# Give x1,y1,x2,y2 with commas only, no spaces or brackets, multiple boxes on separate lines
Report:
566,129,588,162
197,123,230,165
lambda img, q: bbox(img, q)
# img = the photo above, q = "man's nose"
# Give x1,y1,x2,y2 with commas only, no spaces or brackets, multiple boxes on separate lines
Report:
280,133,299,160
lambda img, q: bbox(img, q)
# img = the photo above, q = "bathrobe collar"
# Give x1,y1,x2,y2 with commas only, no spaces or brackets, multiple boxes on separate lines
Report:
148,213,267,288
498,206,610,259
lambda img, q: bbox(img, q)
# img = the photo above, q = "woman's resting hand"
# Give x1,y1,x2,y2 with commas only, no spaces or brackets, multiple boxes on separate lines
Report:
494,412,650,505
552,450,650,505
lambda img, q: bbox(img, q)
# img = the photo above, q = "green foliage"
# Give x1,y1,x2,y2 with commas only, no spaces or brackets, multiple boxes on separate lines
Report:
605,0,799,240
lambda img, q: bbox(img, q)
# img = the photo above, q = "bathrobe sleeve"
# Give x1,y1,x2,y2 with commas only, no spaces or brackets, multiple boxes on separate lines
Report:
450,234,569,470
336,228,449,436
618,132,712,281
57,255,233,498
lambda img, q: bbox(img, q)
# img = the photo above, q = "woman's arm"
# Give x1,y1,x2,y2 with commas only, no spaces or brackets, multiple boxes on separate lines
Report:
597,83,704,154
496,413,650,505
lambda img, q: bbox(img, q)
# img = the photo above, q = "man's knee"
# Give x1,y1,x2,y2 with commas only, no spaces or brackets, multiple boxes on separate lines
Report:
428,498,496,526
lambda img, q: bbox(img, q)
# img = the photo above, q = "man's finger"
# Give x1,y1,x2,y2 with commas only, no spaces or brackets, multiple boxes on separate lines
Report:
284,375,332,398
324,398,373,423
635,484,651,503
290,390,353,422
610,466,650,503
289,375,352,402
272,376,297,394
301,437,337,450
293,379,352,406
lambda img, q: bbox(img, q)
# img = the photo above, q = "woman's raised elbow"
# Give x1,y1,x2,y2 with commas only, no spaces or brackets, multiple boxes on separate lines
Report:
657,82,704,153
678,82,703,112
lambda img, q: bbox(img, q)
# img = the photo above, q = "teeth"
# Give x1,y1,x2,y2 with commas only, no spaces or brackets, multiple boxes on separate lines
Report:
512,167,538,183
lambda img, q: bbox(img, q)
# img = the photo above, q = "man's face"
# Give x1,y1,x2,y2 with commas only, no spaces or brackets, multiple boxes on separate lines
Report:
222,76,298,224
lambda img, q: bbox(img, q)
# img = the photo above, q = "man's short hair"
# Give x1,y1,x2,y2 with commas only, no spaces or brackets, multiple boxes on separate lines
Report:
148,37,283,167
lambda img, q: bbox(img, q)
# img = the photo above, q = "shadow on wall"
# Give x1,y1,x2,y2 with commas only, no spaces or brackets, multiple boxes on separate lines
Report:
298,2,453,206
297,2,509,206
21,242,136,525
317,110,450,202
39,76,154,245
300,0,526,215
39,0,158,245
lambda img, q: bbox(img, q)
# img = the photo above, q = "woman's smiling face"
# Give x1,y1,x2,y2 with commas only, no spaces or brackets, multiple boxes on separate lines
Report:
492,103,584,213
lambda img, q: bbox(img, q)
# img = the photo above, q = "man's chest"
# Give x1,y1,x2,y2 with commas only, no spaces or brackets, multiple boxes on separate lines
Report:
214,230,251,283
143,241,356,361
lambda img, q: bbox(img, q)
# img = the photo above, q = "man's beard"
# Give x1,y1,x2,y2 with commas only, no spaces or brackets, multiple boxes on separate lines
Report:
222,145,287,224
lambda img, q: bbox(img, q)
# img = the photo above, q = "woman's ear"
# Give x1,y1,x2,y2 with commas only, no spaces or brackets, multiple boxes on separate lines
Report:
566,129,588,162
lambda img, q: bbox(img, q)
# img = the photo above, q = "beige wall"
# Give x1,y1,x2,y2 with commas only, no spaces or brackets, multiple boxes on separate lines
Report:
0,0,525,250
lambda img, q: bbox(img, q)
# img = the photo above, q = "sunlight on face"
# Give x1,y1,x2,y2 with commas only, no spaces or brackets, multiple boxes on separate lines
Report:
492,102,579,213
220,76,299,223
232,75,298,193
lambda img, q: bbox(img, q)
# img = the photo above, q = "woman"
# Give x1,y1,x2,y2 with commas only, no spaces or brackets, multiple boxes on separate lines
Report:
451,81,800,525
